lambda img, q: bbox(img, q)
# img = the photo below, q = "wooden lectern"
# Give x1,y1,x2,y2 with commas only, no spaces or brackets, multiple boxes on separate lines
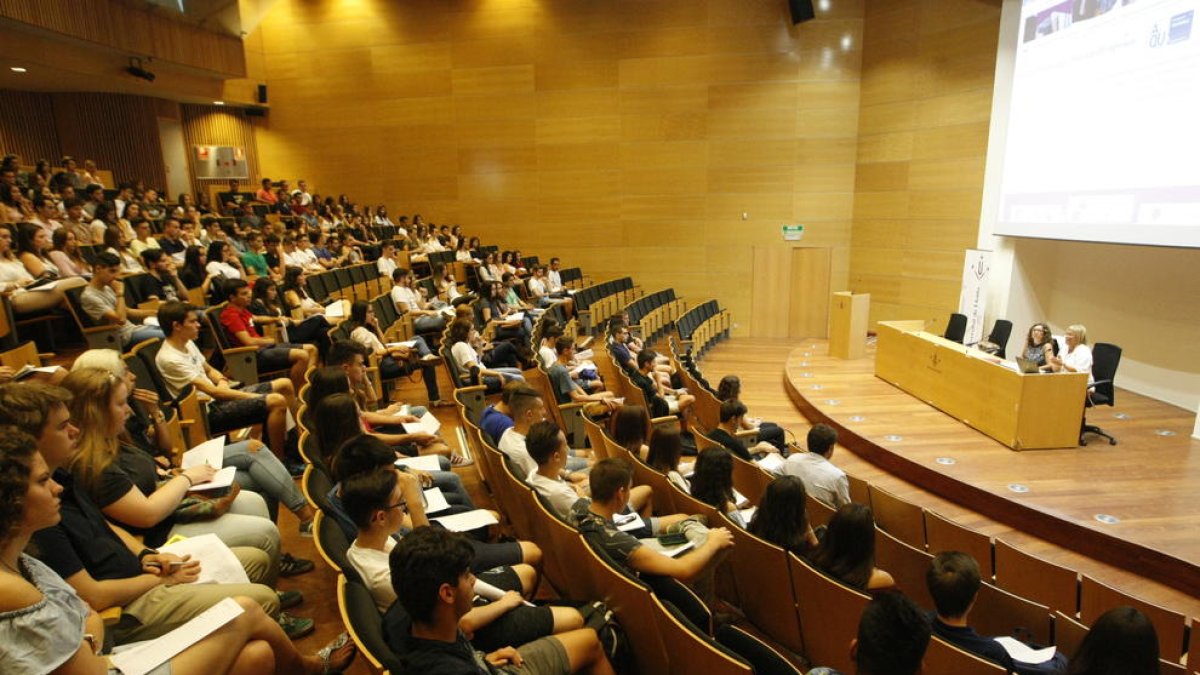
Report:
828,291,869,359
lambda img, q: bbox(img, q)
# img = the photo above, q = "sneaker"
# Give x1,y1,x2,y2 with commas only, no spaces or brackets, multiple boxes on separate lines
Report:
298,519,314,538
450,454,475,467
278,611,315,640
420,353,441,363
278,589,304,610
280,553,315,577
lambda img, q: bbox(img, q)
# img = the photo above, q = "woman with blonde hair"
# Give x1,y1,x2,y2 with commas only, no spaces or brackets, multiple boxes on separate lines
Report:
1049,324,1094,384
61,368,296,587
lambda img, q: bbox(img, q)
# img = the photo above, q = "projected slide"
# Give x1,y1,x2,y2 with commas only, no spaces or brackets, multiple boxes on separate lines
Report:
996,0,1200,247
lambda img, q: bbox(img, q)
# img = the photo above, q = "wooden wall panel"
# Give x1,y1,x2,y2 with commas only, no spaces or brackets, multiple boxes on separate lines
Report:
849,0,1001,329
181,105,262,202
0,91,60,164
252,0,864,336
0,91,169,190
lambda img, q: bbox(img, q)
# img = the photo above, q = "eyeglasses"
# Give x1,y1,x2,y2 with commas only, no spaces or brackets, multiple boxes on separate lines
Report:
386,499,408,513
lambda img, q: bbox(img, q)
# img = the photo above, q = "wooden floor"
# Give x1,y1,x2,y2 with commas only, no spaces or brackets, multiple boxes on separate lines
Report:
698,336,1200,618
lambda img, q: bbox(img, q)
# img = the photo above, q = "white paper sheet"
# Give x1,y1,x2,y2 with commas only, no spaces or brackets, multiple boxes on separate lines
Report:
613,511,646,532
433,509,499,532
391,404,412,417
187,466,237,491
158,533,251,585
506,312,525,322
994,637,1057,664
733,488,750,509
395,455,442,472
756,453,786,475
738,507,758,523
108,597,245,675
181,436,226,469
423,487,451,514
325,301,345,318
26,279,59,291
402,411,442,435
386,340,417,349
13,365,59,380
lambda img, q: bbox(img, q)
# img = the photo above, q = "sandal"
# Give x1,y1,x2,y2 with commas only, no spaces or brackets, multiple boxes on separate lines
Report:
450,453,475,467
317,631,357,674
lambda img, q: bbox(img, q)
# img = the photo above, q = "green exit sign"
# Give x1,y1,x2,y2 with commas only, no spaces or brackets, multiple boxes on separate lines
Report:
782,224,805,241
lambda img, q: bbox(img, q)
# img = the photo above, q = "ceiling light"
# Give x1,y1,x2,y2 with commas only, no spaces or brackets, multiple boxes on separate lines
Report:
213,101,225,105
10,67,27,73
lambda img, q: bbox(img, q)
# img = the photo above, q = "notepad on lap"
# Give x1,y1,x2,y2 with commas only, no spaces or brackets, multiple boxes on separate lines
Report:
433,509,499,532
158,533,250,585
395,455,442,472
108,597,245,675
402,411,442,435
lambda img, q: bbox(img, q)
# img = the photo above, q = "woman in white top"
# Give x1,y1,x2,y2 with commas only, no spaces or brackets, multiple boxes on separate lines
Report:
1049,323,1094,385
454,237,475,263
205,240,244,281
49,228,91,278
346,300,443,404
102,225,144,274
446,318,525,391
0,223,65,314
0,434,357,675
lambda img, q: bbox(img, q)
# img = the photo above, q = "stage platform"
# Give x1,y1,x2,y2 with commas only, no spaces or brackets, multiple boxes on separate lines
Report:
780,337,1200,599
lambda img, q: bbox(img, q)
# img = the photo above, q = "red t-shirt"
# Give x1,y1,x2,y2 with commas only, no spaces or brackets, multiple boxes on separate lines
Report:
219,304,261,346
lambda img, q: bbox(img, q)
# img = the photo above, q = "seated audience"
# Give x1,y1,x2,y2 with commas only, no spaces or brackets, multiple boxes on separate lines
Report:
690,447,748,527
80,252,164,347
499,387,588,478
809,503,895,592
391,268,447,334
1,223,69,314
390,527,614,674
926,551,1067,674
344,301,442,405
570,458,732,603
480,380,523,443
219,278,317,392
49,228,91,278
1066,606,1159,675
1023,322,1056,370
156,301,298,454
748,475,820,557
344,466,585,654
0,429,357,674
646,425,690,492
783,423,850,508
0,383,293,643
250,277,331,358
15,221,85,288
806,592,931,675
548,336,618,417
715,375,787,451
102,224,144,274
630,350,694,421
707,399,780,462
447,318,526,391
608,405,651,460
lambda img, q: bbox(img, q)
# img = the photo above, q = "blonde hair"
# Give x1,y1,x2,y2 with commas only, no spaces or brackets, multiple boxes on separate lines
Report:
1067,324,1089,345
61,367,125,491
71,348,127,376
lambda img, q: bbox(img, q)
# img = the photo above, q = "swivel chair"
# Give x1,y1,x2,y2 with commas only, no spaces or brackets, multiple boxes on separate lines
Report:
943,313,968,344
1080,342,1121,446
985,318,1014,358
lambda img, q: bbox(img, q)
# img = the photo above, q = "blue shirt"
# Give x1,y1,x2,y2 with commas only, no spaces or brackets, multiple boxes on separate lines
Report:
480,405,513,444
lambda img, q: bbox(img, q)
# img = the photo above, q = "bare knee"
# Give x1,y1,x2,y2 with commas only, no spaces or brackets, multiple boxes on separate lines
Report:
234,640,276,673
550,606,585,632
513,563,538,594
519,541,543,566
265,393,286,409
271,378,295,397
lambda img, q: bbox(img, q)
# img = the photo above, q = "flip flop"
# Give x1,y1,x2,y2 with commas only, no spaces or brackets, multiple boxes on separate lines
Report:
317,631,357,674
450,454,475,467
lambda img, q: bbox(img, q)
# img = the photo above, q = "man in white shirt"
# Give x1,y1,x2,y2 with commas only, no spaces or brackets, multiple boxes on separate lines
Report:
525,421,591,518
281,234,321,272
781,423,850,508
498,388,589,478
376,241,399,278
546,257,564,294
154,300,297,459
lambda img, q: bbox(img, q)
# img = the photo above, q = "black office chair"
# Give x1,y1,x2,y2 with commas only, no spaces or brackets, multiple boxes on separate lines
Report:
1080,342,1121,446
985,319,1013,358
943,313,968,344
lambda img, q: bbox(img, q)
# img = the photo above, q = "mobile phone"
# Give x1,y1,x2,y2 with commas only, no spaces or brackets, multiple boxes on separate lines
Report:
657,532,688,547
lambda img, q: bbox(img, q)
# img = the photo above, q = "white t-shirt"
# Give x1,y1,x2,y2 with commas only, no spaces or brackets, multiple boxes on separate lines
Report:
350,325,386,355
527,470,583,519
547,269,563,292
538,345,556,370
450,341,479,371
347,537,396,613
1062,344,1094,385
527,277,547,298
498,428,536,478
377,256,397,278
390,285,420,311
155,339,213,398
206,260,241,279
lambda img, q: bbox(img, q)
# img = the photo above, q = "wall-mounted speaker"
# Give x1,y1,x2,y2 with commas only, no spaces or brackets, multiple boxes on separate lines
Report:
788,0,815,24
256,84,268,104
